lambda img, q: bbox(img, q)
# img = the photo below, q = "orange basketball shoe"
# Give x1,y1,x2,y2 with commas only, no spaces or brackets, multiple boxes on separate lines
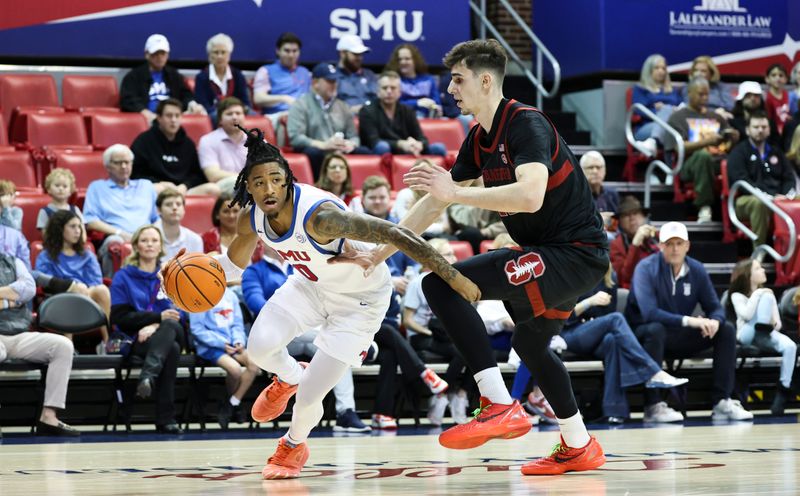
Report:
262,438,310,479
521,436,606,475
251,362,307,423
438,396,531,449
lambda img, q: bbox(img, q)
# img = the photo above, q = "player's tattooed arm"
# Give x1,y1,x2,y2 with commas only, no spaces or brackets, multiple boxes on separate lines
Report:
308,206,480,302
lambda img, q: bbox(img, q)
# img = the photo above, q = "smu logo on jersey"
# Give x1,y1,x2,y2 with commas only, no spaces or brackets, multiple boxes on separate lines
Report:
504,253,545,286
330,9,424,41
278,250,311,262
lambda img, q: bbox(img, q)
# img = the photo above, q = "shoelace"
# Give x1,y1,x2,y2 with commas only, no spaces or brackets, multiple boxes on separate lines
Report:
471,402,491,420
548,442,569,457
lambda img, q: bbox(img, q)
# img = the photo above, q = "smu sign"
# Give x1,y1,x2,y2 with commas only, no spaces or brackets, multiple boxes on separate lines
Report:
330,9,424,42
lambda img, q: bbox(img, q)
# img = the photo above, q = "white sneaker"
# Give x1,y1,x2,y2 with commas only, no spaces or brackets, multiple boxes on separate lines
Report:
371,414,397,430
646,370,689,389
448,391,470,425
697,206,712,223
643,401,684,423
427,394,448,426
636,138,657,157
712,398,754,421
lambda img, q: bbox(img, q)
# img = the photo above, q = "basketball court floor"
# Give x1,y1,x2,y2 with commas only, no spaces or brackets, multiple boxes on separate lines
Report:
1,417,798,495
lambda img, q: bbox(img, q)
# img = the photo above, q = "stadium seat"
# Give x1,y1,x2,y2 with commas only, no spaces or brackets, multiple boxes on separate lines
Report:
181,114,213,145
88,112,147,150
52,150,105,192
344,155,387,190
0,114,11,150
0,152,38,192
182,195,216,235
242,115,277,145
285,153,314,185
8,107,65,144
15,191,50,241
419,118,465,152
479,239,494,253
25,112,89,148
0,74,59,132
772,198,800,286
62,75,120,110
449,240,474,261
390,155,446,190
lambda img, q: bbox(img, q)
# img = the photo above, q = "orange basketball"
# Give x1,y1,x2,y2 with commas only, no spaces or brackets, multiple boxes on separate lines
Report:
162,253,226,313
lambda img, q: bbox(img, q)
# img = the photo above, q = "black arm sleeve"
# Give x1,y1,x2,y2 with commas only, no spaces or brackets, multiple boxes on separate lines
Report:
111,303,161,336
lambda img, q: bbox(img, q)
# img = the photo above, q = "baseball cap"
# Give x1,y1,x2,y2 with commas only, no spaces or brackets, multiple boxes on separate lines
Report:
145,34,170,54
736,81,762,100
312,62,341,81
336,34,370,54
659,221,689,243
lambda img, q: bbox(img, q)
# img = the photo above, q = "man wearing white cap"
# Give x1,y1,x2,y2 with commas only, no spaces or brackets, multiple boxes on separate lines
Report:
336,34,377,113
625,221,752,422
730,81,768,140
120,33,206,122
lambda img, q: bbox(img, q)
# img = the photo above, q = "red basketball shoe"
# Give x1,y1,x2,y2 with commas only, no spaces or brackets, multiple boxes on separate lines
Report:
438,396,531,449
251,362,307,423
521,435,606,475
262,438,310,479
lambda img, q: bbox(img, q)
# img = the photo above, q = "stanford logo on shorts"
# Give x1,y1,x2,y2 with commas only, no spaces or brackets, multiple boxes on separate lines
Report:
504,253,545,286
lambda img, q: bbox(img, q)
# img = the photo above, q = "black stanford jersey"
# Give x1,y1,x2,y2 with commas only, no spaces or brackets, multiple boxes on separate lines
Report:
450,99,607,248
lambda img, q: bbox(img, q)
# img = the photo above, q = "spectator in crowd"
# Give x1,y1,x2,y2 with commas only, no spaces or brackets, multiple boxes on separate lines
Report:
385,43,442,118
190,286,259,429
0,253,79,436
729,81,781,147
0,223,30,269
194,33,252,123
562,265,687,424
131,98,221,197
287,62,367,179
626,221,751,422
84,144,158,277
110,225,184,434
447,201,506,255
764,63,792,137
668,77,739,223
392,160,452,239
632,54,682,156
315,153,356,206
359,71,446,157
790,62,800,115
253,32,311,120
154,188,203,261
198,97,247,195
728,259,797,415
336,34,377,112
610,196,658,289
727,110,795,247
36,210,110,347
787,126,800,172
580,151,619,235
403,238,470,426
202,192,264,265
681,56,735,120
0,180,22,231
36,168,84,233
120,34,204,122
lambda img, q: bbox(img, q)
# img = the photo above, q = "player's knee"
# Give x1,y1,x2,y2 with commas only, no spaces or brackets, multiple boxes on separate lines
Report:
421,272,448,301
247,329,283,359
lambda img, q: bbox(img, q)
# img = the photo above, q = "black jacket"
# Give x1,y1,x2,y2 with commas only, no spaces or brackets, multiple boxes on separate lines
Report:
120,63,193,112
130,123,205,188
358,100,428,152
726,139,795,196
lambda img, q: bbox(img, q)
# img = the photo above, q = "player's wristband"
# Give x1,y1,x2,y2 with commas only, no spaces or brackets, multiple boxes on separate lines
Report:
214,253,245,281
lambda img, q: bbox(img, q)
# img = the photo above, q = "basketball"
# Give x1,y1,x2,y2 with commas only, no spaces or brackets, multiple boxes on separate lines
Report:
162,253,226,313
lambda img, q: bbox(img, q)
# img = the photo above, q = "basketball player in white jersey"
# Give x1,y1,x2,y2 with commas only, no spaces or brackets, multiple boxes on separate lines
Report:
175,125,479,479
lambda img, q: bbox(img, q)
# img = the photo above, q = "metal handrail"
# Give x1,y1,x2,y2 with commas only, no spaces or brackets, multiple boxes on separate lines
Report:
471,0,561,108
728,181,796,263
624,103,685,208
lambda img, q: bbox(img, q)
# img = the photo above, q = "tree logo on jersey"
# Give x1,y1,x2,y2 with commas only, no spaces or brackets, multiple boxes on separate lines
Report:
295,233,306,244
504,253,545,286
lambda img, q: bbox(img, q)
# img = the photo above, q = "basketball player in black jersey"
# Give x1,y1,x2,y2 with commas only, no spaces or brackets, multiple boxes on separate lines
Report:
359,40,609,475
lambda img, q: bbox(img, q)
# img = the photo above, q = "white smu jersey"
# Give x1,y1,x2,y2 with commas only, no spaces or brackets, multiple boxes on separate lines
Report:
251,183,391,293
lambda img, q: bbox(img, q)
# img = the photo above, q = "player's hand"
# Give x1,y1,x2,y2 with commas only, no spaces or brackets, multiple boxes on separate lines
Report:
327,240,378,273
448,273,481,302
404,161,457,203
159,248,187,287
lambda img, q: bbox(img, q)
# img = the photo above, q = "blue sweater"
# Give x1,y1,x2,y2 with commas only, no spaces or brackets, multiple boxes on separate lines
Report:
632,85,682,122
35,250,103,287
110,264,175,335
241,259,292,316
189,287,245,357
625,253,725,328
400,74,441,114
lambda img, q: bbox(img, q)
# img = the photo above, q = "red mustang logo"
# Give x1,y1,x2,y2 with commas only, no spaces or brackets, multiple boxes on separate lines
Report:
503,253,545,286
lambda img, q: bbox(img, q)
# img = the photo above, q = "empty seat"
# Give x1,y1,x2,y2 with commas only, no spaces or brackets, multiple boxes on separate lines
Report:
0,151,37,191
242,115,277,145
344,155,386,191
181,115,213,145
62,75,120,110
89,112,148,150
449,240,474,261
284,153,314,185
25,113,88,148
15,192,51,241
52,150,106,191
9,107,65,144
391,155,446,190
419,119,465,152
0,74,59,131
182,195,216,235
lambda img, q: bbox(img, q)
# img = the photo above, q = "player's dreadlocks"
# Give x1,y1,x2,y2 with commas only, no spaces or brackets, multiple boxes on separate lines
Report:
229,124,295,208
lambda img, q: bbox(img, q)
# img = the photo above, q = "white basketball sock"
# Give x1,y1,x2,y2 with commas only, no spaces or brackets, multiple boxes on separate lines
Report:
557,411,590,448
473,367,513,405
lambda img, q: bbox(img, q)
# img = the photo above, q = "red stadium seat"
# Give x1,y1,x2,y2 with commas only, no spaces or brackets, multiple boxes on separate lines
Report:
344,155,387,191
51,150,105,192
449,240,474,261
390,155,446,190
0,151,37,191
8,107,65,144
284,153,314,185
0,74,59,132
182,195,216,235
0,114,8,146
62,75,119,110
419,118,465,152
15,191,50,241
181,114,213,145
25,112,88,148
479,239,494,253
89,112,148,149
242,115,277,145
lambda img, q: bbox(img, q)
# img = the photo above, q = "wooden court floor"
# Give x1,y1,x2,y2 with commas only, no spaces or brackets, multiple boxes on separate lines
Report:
1,422,798,495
